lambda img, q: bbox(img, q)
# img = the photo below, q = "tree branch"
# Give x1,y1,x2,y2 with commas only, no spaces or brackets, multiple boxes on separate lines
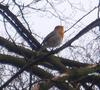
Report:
0,54,73,90
0,36,92,69
0,4,41,50
53,19,100,53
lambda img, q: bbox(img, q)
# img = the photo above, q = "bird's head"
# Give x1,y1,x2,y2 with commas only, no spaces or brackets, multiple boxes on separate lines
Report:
54,26,64,39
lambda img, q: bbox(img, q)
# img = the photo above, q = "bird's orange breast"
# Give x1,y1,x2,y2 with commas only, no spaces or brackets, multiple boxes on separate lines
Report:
58,29,64,39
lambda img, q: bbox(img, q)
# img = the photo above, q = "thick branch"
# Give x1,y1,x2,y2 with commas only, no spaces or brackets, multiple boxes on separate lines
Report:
0,36,90,69
68,64,100,81
60,57,89,68
0,54,53,79
0,4,41,50
53,19,100,53
0,36,35,58
0,54,73,90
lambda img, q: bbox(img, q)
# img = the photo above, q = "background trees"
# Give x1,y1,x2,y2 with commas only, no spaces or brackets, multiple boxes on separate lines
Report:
0,0,100,90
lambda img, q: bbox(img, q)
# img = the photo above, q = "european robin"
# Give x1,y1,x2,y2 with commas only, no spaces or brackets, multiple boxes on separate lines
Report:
41,25,64,49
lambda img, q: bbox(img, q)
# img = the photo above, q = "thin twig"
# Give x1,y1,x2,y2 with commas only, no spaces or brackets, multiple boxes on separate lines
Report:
12,0,32,33
64,6,98,33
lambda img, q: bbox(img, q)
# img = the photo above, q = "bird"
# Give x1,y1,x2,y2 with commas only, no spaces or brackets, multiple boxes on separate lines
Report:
41,25,64,50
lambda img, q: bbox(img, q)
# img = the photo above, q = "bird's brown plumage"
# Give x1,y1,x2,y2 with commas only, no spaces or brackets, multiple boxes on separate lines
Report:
42,25,64,48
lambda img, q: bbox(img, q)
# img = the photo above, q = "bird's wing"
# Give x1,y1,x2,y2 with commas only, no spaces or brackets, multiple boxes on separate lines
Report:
41,31,55,45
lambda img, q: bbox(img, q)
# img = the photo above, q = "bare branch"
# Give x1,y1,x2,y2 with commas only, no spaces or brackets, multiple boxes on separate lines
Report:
0,4,41,50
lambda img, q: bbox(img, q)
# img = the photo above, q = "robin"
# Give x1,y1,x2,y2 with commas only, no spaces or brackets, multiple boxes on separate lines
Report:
41,25,64,50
